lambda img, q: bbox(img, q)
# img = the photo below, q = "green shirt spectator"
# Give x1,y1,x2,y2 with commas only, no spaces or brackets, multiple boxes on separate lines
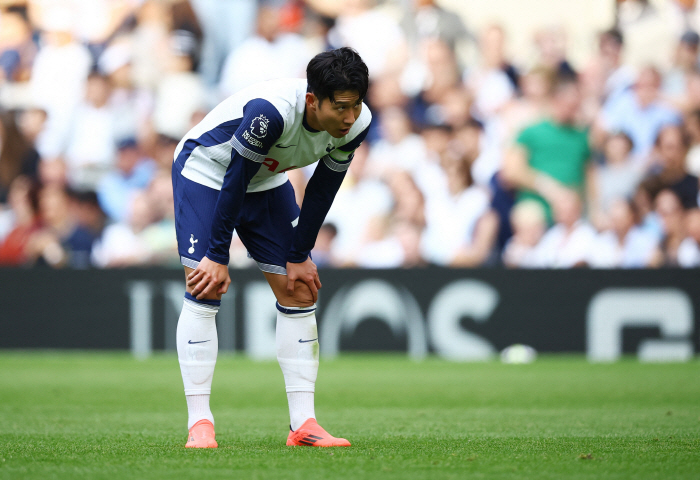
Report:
515,119,590,221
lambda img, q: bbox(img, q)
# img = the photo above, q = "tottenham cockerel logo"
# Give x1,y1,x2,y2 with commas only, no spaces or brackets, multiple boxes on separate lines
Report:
250,114,269,138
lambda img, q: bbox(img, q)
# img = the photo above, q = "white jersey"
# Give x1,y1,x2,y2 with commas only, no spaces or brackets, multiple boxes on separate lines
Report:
174,78,372,193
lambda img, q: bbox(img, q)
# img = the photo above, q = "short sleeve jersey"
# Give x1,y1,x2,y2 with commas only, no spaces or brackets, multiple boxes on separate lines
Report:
174,78,372,193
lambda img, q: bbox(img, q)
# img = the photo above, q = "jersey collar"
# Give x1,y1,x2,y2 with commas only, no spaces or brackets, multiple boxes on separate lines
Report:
302,108,321,133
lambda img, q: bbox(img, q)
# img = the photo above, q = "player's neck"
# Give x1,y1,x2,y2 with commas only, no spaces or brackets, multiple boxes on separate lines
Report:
303,107,322,133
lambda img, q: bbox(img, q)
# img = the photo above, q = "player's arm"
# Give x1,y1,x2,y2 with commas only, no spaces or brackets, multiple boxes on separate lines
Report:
285,126,371,298
188,99,284,299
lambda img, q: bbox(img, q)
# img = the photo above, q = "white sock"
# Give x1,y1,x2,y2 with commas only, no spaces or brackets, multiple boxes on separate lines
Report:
177,298,218,429
185,394,214,430
287,392,315,431
275,302,319,431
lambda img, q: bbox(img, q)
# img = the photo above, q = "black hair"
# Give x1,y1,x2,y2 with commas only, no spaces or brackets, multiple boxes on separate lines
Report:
306,47,369,104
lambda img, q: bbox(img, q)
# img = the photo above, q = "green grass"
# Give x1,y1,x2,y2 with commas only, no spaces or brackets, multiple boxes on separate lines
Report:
0,353,699,479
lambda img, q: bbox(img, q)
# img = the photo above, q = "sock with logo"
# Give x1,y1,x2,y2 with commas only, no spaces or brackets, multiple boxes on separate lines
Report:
275,302,318,431
177,293,219,429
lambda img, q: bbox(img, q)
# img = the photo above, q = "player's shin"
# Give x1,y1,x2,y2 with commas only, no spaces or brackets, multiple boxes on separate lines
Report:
275,302,319,431
177,293,219,429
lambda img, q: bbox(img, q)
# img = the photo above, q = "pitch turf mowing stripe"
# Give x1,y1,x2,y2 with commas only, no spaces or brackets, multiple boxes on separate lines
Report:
0,353,698,479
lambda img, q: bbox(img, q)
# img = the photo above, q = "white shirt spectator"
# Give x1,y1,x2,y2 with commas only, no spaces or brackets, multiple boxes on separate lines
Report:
587,227,659,268
465,68,514,118
325,178,393,264
30,40,91,157
153,72,206,139
219,34,313,97
64,102,117,186
531,221,597,268
421,184,490,265
91,222,150,268
329,8,405,79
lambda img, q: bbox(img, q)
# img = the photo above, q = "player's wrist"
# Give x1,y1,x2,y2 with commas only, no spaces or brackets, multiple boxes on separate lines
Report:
286,251,309,264
204,250,229,266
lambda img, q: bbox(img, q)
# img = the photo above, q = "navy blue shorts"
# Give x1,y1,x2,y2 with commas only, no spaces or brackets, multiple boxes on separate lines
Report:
172,166,300,275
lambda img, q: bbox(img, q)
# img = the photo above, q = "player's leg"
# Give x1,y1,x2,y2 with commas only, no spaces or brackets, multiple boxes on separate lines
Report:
264,273,350,447
172,163,223,448
178,266,219,448
235,182,350,446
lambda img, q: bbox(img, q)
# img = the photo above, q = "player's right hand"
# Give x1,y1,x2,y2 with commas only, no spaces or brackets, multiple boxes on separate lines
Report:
187,256,231,300
286,258,322,303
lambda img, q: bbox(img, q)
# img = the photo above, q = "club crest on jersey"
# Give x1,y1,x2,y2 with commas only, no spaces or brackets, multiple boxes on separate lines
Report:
250,114,269,139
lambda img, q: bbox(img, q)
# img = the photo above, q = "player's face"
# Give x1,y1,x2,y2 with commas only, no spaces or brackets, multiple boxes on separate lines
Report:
311,90,362,138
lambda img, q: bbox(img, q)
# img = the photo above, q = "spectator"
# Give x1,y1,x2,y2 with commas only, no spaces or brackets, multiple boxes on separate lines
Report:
589,132,644,229
587,198,659,268
580,28,636,123
153,30,206,140
355,217,424,268
530,191,597,268
219,3,314,97
594,66,681,159
403,39,462,128
502,199,547,268
0,111,40,204
0,176,41,266
189,0,257,87
421,148,498,267
97,137,156,223
664,30,700,106
401,0,470,60
0,6,36,84
99,40,154,145
366,107,428,179
633,177,665,240
650,188,688,266
91,191,154,267
328,0,406,79
29,5,92,160
64,72,118,189
325,143,393,264
683,108,700,176
502,72,591,224
497,66,553,146
311,223,338,268
25,185,96,268
139,170,177,266
678,207,700,267
532,26,577,78
130,0,173,92
465,25,516,119
645,124,698,209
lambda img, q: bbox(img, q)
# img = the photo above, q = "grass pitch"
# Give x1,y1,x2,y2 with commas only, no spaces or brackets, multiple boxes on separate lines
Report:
0,353,699,479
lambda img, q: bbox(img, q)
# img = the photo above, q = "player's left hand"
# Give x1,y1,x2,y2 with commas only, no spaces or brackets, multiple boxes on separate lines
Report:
286,258,322,303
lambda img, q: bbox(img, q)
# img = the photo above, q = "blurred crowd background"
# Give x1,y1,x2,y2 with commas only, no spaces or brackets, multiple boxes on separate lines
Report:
1,0,700,269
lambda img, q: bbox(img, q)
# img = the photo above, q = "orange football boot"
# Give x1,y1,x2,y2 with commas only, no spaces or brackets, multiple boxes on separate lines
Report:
286,418,351,447
185,419,218,448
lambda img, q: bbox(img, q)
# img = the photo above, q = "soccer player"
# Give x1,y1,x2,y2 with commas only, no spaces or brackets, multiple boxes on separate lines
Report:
171,47,371,448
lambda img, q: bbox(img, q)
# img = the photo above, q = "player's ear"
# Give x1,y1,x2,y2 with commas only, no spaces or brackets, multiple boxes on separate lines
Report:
305,92,318,111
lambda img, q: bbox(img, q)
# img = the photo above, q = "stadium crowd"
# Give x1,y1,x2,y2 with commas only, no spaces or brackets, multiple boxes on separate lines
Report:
1,0,700,269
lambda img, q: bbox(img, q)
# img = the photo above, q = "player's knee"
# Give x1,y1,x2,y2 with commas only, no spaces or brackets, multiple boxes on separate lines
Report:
281,280,315,308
